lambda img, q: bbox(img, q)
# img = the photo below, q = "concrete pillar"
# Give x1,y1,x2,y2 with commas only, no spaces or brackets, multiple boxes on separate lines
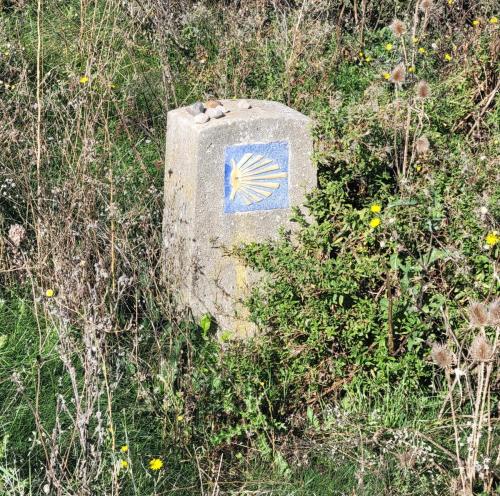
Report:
162,99,315,337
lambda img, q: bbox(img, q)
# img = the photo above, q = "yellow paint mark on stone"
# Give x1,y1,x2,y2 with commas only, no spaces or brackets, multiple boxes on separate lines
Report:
235,262,247,291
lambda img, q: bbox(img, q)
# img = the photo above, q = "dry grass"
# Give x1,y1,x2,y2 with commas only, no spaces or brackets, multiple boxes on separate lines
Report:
0,0,499,494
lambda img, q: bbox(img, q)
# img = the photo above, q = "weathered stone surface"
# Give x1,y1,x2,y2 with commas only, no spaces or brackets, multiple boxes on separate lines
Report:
237,99,251,109
194,113,210,124
163,99,315,338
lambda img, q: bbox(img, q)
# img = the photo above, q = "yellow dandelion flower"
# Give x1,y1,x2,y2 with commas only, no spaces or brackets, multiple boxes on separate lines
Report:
447,0,454,5
444,53,452,61
365,56,372,62
408,65,416,73
176,415,184,421
369,218,381,229
45,289,54,298
370,203,382,213
418,47,426,54
489,17,498,24
472,19,480,26
120,460,129,469
358,51,364,57
383,72,391,80
149,458,164,471
385,43,393,51
120,445,128,453
79,76,89,84
485,232,499,246
415,165,422,172
412,36,419,43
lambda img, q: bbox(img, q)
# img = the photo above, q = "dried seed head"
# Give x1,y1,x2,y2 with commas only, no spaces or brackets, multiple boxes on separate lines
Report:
420,0,432,11
431,343,455,369
487,299,500,326
416,80,431,98
390,19,407,37
390,64,406,84
469,334,493,362
415,136,430,155
8,224,26,247
468,302,489,328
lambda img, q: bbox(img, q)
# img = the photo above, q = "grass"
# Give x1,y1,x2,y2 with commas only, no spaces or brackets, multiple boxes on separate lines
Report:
1,0,499,494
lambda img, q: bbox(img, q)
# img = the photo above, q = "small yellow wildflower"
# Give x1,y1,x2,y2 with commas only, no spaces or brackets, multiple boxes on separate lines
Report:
415,165,422,172
370,203,382,213
408,65,416,73
45,289,54,298
120,460,129,469
365,56,372,62
369,218,381,229
120,445,128,453
489,17,498,24
383,72,391,80
412,36,419,43
444,53,452,61
418,47,426,54
149,458,164,471
79,76,89,84
385,43,393,51
485,232,499,247
447,0,454,5
358,51,364,57
472,19,480,26
176,415,184,421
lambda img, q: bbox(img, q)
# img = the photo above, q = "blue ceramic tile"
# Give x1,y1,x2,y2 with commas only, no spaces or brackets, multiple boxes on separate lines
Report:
224,141,289,214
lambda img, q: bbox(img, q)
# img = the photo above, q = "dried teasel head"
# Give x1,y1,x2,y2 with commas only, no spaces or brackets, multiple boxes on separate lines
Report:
390,64,406,84
431,343,455,369
469,334,493,362
487,298,500,326
468,302,489,328
420,0,432,11
416,80,431,98
415,136,430,155
390,19,407,37
8,224,26,248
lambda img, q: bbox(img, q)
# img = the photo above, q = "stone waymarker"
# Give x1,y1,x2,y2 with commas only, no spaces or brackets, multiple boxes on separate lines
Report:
162,99,315,337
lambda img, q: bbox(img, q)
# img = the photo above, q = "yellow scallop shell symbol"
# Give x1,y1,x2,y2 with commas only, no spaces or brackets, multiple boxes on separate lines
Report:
230,153,287,206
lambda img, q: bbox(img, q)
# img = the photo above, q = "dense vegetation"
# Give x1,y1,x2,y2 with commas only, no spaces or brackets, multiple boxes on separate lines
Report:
0,0,498,494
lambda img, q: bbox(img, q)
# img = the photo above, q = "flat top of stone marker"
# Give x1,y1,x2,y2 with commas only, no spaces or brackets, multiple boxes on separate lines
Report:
169,99,310,131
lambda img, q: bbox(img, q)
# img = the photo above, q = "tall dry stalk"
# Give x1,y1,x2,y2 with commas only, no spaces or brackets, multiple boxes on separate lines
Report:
432,301,499,495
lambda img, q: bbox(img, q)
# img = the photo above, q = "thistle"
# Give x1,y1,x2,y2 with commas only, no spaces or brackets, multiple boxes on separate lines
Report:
468,302,489,328
415,136,430,155
420,0,433,11
469,334,493,362
390,19,407,37
390,64,406,84
487,298,500,326
431,343,455,369
416,80,431,98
